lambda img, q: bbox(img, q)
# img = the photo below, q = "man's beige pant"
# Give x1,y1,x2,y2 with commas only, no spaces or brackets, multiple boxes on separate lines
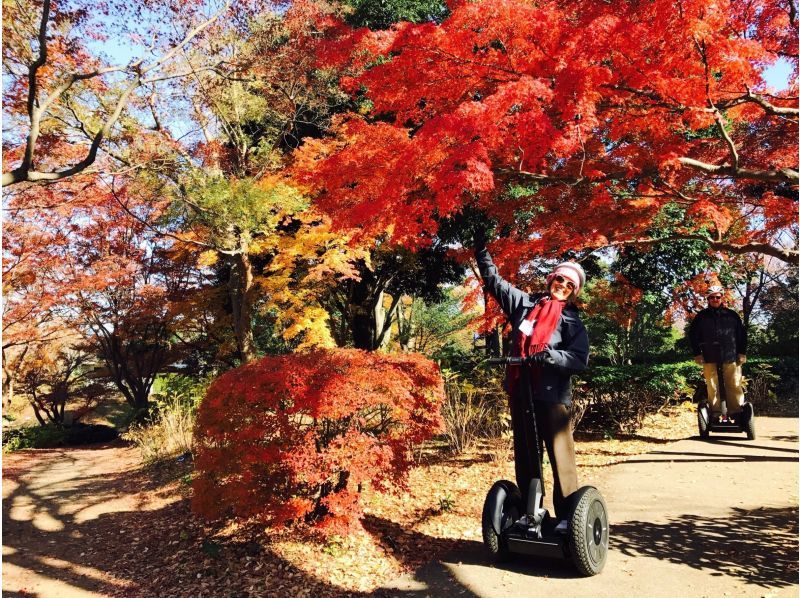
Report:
703,362,745,415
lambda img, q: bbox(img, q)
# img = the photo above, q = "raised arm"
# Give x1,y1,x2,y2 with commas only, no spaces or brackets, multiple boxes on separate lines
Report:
475,244,529,319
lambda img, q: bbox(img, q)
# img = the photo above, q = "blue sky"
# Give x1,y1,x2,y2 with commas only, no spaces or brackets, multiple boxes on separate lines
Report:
762,57,794,91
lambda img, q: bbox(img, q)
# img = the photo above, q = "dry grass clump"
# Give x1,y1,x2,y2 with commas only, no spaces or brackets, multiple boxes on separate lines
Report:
122,401,195,465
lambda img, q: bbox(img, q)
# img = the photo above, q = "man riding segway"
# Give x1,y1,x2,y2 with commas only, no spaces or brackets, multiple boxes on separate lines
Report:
688,283,755,439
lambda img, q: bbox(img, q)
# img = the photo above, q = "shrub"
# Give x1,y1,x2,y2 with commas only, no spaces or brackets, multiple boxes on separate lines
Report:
149,374,210,416
571,357,799,433
573,361,702,434
122,400,196,465
192,349,445,534
441,371,507,453
2,425,68,451
2,423,117,451
743,358,798,416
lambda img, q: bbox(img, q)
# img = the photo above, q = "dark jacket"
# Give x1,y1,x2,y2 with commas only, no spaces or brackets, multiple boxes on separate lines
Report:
688,306,747,364
476,247,589,406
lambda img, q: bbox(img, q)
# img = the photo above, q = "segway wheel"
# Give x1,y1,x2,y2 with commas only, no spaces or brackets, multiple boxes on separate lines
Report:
697,402,710,439
742,403,756,440
481,480,522,563
568,486,609,576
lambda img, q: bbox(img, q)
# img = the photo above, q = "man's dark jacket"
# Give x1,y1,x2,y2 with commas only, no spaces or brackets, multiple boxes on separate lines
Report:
688,306,747,364
476,247,589,406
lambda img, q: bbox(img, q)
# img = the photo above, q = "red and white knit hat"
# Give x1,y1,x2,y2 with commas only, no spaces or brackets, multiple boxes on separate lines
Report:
546,261,586,296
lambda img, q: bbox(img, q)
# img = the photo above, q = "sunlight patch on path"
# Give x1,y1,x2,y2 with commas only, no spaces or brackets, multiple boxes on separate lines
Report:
73,493,182,524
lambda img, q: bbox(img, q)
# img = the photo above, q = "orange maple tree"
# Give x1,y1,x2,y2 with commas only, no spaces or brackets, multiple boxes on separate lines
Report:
192,349,444,533
3,175,198,411
294,0,798,267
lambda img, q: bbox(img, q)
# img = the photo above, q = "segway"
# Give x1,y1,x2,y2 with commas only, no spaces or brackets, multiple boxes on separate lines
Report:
697,361,756,440
481,356,609,576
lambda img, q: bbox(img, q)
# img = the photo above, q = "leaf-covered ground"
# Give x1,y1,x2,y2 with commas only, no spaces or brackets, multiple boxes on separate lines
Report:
3,403,696,597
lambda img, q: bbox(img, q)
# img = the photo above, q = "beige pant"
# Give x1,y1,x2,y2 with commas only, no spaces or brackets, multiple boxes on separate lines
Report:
703,362,745,415
535,403,578,520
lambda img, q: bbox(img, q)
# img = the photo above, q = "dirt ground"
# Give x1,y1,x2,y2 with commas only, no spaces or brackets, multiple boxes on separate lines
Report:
2,414,798,597
383,416,799,597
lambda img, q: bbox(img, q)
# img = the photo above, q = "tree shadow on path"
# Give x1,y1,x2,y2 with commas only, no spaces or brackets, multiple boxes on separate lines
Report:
2,446,376,597
622,449,798,464
363,515,586,597
613,505,799,588
704,438,799,453
768,435,798,443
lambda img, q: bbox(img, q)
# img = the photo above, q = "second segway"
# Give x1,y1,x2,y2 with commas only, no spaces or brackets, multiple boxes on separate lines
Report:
697,362,756,440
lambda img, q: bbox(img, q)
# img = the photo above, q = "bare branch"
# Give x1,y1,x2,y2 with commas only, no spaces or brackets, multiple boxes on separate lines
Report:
3,1,232,188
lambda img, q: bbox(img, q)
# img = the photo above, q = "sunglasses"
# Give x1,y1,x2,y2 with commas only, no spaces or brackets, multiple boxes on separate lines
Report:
708,294,723,301
554,275,575,291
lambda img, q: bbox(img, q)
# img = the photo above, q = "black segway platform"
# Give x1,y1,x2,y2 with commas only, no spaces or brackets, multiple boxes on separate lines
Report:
698,401,756,440
697,362,756,440
482,357,609,576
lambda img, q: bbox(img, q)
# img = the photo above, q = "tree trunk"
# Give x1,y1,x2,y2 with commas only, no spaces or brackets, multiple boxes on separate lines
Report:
2,345,27,413
741,268,766,330
396,300,413,352
351,306,377,350
229,251,256,363
3,373,13,414
374,293,401,350
373,290,386,349
29,397,48,426
350,282,384,351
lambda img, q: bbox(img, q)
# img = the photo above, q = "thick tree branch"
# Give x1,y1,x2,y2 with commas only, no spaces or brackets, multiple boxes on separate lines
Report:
4,78,144,187
607,234,798,265
677,157,799,184
608,84,799,118
501,156,798,186
720,89,800,117
22,0,52,171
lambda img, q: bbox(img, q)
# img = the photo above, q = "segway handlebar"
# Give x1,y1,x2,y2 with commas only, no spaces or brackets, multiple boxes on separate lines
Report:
486,356,527,365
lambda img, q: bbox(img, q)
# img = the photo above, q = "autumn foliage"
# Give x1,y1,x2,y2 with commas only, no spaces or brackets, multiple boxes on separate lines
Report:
192,349,445,533
295,0,798,265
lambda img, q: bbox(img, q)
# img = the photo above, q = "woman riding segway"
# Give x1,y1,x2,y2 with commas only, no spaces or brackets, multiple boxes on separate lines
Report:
475,229,608,575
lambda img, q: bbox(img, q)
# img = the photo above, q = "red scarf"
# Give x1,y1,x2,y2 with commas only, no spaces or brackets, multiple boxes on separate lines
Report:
508,296,565,392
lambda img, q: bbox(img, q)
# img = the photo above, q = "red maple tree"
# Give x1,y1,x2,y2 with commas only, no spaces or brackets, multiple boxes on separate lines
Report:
3,175,198,411
294,0,798,268
192,349,445,534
